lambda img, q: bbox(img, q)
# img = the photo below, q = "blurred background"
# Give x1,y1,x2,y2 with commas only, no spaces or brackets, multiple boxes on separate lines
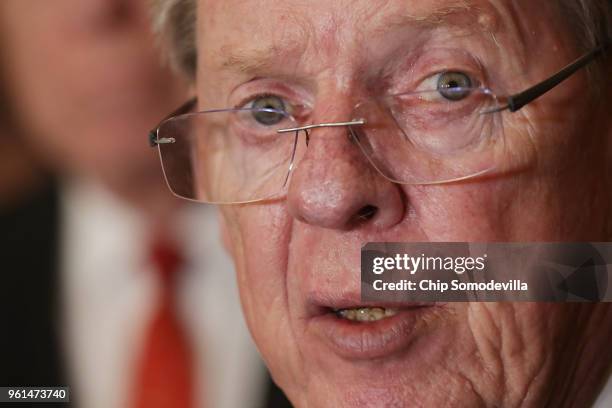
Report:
0,1,290,407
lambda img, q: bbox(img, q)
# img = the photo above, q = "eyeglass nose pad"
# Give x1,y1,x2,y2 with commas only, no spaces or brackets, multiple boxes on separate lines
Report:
347,125,361,144
347,103,404,184
281,131,300,189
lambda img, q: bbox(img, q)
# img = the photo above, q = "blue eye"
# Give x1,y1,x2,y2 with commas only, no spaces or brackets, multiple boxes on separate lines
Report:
250,95,287,125
437,71,473,101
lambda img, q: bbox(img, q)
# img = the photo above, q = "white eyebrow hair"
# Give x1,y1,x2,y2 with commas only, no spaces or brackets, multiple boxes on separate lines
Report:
218,39,306,73
375,1,500,34
372,0,526,70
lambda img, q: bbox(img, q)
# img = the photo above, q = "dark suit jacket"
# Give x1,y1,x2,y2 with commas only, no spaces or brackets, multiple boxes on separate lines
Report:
0,181,292,408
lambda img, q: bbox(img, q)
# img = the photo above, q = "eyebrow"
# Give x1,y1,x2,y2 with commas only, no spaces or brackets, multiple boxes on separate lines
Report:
216,1,506,76
218,39,306,74
378,1,501,36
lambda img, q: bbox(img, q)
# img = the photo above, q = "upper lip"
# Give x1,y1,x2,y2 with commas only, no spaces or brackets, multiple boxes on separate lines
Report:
306,291,437,317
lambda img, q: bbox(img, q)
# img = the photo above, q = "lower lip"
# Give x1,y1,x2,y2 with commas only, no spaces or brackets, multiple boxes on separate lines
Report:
308,306,438,360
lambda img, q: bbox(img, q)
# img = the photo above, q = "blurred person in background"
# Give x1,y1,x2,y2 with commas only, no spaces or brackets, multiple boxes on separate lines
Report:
0,130,46,210
0,70,46,209
0,1,290,407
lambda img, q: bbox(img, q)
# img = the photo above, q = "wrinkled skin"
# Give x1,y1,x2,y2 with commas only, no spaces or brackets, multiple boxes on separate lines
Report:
195,0,612,406
0,0,186,216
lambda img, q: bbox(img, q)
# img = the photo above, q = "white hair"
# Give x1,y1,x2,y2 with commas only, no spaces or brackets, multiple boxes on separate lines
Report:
151,0,197,79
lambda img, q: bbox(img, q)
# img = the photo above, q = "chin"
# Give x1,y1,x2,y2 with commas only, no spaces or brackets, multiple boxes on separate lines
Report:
279,302,469,407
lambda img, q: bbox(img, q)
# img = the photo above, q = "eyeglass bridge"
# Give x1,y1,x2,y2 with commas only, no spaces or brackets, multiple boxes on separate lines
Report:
276,119,366,134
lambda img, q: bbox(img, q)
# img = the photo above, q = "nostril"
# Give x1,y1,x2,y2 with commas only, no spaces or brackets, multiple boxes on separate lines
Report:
356,205,378,221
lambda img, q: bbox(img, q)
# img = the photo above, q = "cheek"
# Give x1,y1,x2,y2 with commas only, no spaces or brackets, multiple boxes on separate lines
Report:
407,180,516,241
513,98,610,239
408,98,609,242
221,203,294,341
407,173,566,241
459,303,575,403
224,203,308,393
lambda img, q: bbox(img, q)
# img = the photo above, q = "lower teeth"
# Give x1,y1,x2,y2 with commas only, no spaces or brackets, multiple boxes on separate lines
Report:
335,307,397,322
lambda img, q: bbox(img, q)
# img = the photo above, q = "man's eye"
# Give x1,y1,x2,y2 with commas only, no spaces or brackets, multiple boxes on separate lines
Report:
249,95,287,126
436,71,473,101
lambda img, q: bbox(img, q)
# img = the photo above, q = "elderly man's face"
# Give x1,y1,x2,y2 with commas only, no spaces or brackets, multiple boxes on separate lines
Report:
197,0,611,406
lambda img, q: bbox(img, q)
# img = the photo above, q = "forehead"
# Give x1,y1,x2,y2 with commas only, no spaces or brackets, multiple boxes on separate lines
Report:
199,0,502,57
196,0,568,95
199,0,502,31
197,0,563,67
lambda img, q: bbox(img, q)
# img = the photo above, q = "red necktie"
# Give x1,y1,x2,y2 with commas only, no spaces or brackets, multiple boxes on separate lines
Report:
131,236,195,408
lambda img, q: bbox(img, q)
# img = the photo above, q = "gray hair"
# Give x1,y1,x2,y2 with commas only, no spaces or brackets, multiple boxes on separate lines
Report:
151,0,612,80
151,0,197,79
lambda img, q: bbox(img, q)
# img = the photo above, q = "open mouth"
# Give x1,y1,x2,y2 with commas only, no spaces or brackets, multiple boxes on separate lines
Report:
308,302,439,359
304,293,442,359
333,307,398,322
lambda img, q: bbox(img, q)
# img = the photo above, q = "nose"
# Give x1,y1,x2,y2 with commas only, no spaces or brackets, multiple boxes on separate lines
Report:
286,124,406,230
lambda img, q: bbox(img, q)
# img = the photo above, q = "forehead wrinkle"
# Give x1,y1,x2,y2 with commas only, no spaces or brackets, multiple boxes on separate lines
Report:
374,1,498,33
213,2,329,77
215,6,351,79
491,0,528,73
380,0,527,73
217,37,307,74
369,0,523,52
211,0,529,84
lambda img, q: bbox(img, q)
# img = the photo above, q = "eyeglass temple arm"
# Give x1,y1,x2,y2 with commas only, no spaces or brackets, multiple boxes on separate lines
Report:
503,41,610,112
149,97,198,146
